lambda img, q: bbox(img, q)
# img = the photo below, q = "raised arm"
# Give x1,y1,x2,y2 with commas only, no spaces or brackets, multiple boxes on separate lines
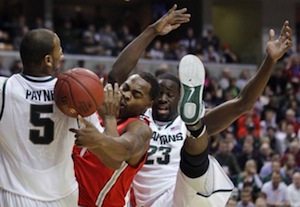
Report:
108,4,190,84
205,20,293,136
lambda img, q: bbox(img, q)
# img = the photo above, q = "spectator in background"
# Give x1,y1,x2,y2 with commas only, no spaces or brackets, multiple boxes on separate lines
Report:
201,28,220,52
154,63,170,77
179,27,197,53
280,153,300,185
261,171,290,207
9,59,23,74
0,29,13,50
225,77,240,99
219,67,233,89
204,44,221,63
214,139,241,185
162,42,177,60
175,42,188,59
221,43,238,63
12,25,29,51
267,66,288,96
0,56,12,77
193,41,205,62
259,153,281,182
287,172,300,207
94,63,108,84
256,142,273,172
56,20,79,54
224,131,242,155
260,109,277,138
99,23,118,56
236,108,261,139
281,140,300,168
117,24,135,46
237,159,263,200
148,40,164,59
80,31,104,55
227,197,238,207
262,160,289,184
238,141,259,170
237,189,255,207
285,109,300,134
254,197,267,207
285,53,300,88
236,69,251,90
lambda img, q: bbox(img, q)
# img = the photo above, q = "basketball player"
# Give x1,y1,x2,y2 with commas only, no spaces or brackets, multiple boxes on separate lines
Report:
0,29,102,206
70,4,190,207
71,72,159,207
131,20,292,207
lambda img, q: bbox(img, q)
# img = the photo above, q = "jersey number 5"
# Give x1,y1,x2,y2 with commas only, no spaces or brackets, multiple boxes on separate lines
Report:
30,104,54,144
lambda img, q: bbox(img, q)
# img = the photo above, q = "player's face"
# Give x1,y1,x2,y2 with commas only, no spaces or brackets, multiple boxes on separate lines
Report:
152,79,180,121
119,74,152,119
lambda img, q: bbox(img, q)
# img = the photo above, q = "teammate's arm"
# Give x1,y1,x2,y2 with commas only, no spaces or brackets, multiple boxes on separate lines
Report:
205,20,292,136
108,4,190,85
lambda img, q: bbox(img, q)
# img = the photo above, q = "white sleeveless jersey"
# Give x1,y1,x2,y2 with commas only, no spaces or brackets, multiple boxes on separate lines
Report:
133,108,187,206
0,74,100,201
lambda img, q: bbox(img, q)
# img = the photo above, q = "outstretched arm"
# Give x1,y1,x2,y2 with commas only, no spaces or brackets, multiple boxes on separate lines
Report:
108,4,190,84
205,20,292,136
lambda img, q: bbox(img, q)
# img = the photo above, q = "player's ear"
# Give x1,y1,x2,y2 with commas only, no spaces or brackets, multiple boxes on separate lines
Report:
44,55,53,67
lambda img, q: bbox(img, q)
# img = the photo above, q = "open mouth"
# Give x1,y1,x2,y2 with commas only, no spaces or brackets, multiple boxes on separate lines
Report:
156,105,169,115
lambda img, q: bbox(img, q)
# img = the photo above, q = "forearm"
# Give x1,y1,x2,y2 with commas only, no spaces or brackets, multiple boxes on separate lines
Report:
237,55,277,110
89,148,123,169
108,25,158,84
93,134,132,163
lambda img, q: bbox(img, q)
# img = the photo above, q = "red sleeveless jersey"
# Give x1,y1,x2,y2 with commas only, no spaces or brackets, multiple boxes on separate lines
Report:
73,116,149,207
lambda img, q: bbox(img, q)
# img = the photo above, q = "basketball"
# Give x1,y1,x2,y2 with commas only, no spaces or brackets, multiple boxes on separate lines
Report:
54,67,104,118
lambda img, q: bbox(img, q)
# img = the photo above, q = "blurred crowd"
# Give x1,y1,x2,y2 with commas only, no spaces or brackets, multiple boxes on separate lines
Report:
0,15,239,64
1,13,300,207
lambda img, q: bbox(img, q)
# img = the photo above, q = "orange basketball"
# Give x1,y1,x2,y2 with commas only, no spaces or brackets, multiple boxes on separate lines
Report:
54,67,104,118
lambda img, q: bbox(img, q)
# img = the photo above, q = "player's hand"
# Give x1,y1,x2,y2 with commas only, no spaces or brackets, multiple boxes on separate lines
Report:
98,82,121,119
70,115,101,148
266,20,292,61
150,4,190,36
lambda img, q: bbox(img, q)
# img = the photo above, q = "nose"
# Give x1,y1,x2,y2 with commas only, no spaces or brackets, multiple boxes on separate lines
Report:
122,91,131,101
159,93,168,102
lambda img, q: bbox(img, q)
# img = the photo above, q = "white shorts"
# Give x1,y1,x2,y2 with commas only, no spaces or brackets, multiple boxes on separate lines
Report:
0,188,78,207
173,155,234,207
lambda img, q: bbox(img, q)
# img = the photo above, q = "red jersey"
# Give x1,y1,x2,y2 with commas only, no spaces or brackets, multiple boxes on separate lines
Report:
73,117,149,207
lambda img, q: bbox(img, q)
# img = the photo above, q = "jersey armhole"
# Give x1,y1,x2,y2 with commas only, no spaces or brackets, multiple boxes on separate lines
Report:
0,78,8,121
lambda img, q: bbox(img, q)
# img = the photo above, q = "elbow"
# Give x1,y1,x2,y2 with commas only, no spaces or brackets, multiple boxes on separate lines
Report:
235,96,255,114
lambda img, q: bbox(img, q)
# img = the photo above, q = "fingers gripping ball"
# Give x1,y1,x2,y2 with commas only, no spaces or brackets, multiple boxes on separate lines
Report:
54,67,104,118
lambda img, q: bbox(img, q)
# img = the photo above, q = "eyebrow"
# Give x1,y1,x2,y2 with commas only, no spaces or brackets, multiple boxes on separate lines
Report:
124,83,144,96
132,89,143,97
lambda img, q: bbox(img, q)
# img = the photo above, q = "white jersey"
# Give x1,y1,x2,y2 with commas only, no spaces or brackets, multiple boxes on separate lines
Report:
133,108,187,206
0,74,100,202
132,108,234,207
